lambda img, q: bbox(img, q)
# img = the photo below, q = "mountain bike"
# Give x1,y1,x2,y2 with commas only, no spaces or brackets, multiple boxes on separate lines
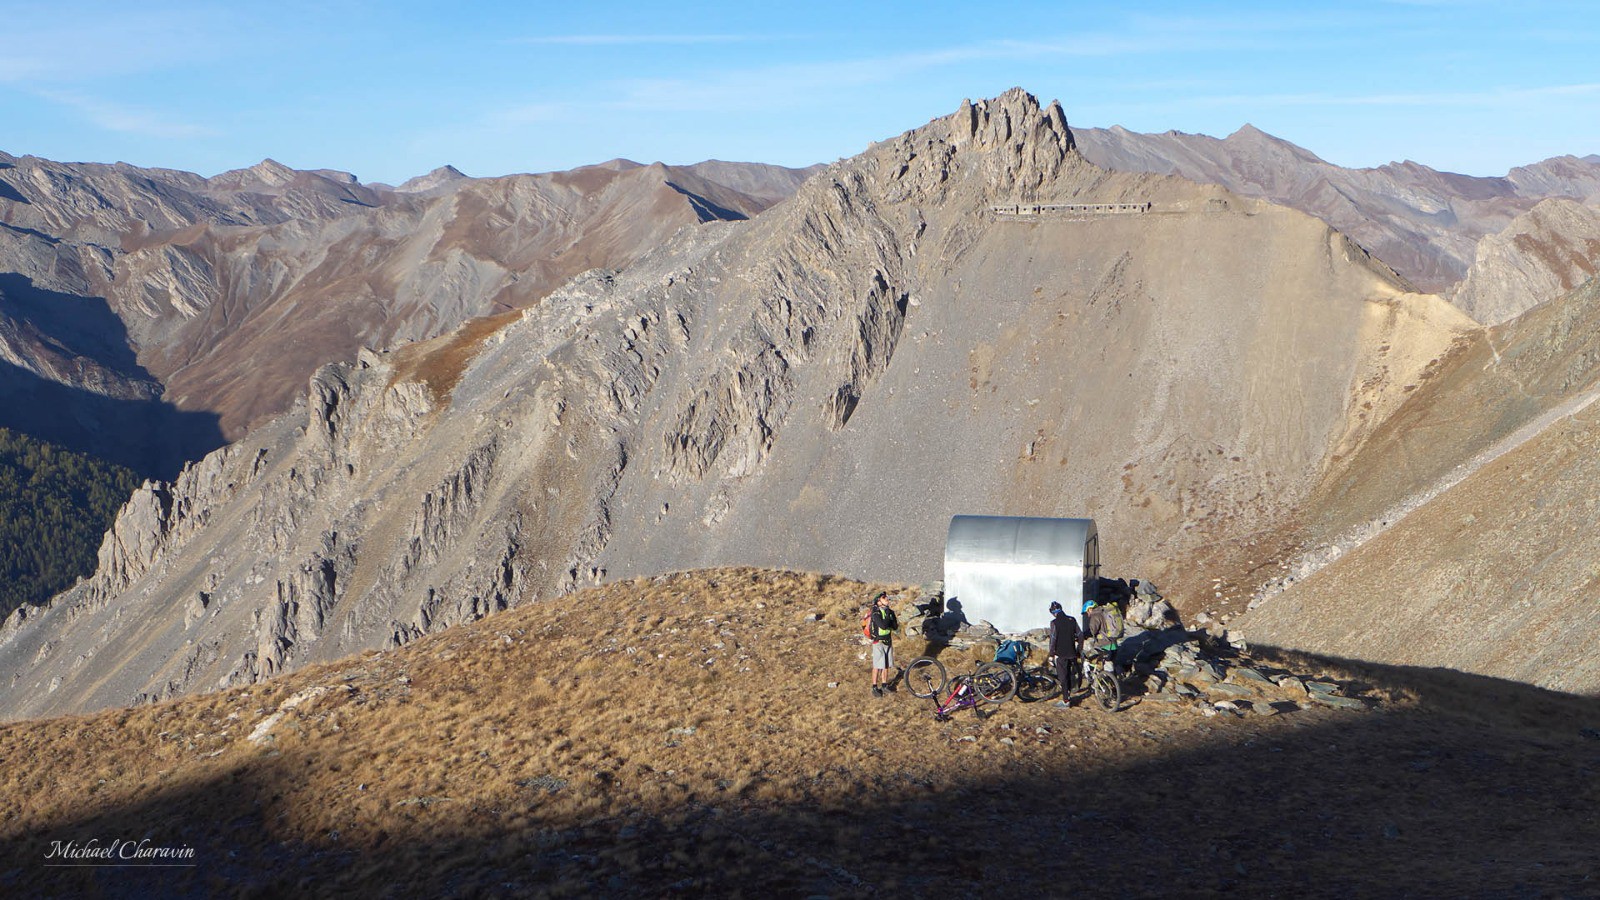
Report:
989,639,1060,703
1081,650,1123,711
905,657,1017,708
922,670,1016,721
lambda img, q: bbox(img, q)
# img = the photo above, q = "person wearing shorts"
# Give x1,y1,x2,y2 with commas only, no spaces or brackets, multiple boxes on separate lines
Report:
869,592,899,697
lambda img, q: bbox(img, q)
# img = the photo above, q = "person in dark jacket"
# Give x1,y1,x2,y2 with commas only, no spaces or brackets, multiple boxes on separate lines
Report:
1047,601,1081,708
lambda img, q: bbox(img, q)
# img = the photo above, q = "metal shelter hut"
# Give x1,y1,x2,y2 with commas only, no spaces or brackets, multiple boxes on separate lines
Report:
943,515,1100,634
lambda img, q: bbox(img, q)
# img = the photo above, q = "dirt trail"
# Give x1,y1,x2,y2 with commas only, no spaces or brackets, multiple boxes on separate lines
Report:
1251,373,1600,609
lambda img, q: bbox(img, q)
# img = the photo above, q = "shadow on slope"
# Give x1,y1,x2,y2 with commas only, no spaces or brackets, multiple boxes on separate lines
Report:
6,661,1596,899
0,360,224,480
0,176,26,203
1250,640,1600,707
664,181,749,223
0,273,143,374
0,274,223,477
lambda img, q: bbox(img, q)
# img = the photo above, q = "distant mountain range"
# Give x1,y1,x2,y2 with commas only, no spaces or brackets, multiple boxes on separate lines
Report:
4,125,1595,476
0,151,819,473
4,89,1600,718
1073,125,1600,296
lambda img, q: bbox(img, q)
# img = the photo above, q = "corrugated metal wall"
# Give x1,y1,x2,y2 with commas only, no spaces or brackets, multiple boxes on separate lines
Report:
943,515,1097,634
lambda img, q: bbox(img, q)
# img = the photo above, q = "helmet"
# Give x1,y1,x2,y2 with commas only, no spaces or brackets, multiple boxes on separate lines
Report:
1049,601,1063,615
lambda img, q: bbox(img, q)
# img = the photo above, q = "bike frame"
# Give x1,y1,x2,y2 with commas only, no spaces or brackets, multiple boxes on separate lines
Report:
1081,650,1120,677
931,676,982,720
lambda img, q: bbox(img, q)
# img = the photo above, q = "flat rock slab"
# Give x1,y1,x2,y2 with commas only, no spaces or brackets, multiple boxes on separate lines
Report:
1227,667,1274,686
1208,683,1255,698
1309,693,1368,710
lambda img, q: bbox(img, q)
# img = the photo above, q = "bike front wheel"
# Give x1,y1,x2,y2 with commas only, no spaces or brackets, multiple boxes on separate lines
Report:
1089,668,1122,712
972,661,1018,703
905,657,948,699
1018,666,1060,703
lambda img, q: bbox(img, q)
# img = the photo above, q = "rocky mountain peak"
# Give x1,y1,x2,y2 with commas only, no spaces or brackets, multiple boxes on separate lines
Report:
198,158,309,198
953,87,1073,157
862,88,1077,207
1224,123,1326,164
1505,154,1600,200
395,164,470,193
1452,196,1600,323
308,168,360,185
225,158,297,188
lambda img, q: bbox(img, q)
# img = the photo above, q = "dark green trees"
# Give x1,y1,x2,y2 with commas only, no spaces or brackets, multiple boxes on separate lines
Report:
0,428,141,619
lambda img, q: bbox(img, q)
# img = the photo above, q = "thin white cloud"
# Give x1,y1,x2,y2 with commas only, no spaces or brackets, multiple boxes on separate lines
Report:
602,46,985,112
486,102,568,126
584,19,1331,116
511,34,769,46
36,90,219,139
0,5,235,84
1191,83,1600,108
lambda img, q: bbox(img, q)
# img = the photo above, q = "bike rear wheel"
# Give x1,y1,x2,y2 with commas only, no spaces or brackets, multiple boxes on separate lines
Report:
905,657,948,699
973,661,1017,703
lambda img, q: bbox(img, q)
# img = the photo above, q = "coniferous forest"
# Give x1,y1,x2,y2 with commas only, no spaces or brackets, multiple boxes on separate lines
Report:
0,428,141,620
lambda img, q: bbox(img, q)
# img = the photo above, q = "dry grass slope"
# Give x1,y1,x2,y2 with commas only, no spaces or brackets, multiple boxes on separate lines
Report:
387,308,526,401
3,568,1597,898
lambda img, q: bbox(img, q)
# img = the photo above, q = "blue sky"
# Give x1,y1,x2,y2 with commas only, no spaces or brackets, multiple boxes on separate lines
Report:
2,0,1596,184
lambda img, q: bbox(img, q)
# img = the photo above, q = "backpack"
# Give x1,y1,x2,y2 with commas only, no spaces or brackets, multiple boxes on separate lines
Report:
1098,604,1125,647
864,606,897,642
995,639,1027,667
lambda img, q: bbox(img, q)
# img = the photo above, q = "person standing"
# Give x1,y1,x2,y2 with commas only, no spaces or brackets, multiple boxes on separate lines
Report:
869,592,899,697
1047,601,1081,708
1083,595,1125,668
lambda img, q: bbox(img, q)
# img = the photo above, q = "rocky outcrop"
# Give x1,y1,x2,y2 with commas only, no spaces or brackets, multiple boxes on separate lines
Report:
87,444,244,602
1453,198,1600,324
393,165,470,194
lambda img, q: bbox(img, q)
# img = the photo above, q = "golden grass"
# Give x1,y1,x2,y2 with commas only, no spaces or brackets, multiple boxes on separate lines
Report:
3,567,1597,898
386,308,525,401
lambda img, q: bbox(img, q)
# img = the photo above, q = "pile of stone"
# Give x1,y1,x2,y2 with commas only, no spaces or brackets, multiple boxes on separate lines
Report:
894,581,1372,716
1126,582,1180,630
897,589,1005,654
1142,638,1371,714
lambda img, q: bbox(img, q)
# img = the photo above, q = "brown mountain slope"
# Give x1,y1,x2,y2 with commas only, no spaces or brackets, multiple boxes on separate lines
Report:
133,161,794,435
1239,276,1600,692
1453,198,1600,325
2,569,1596,898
